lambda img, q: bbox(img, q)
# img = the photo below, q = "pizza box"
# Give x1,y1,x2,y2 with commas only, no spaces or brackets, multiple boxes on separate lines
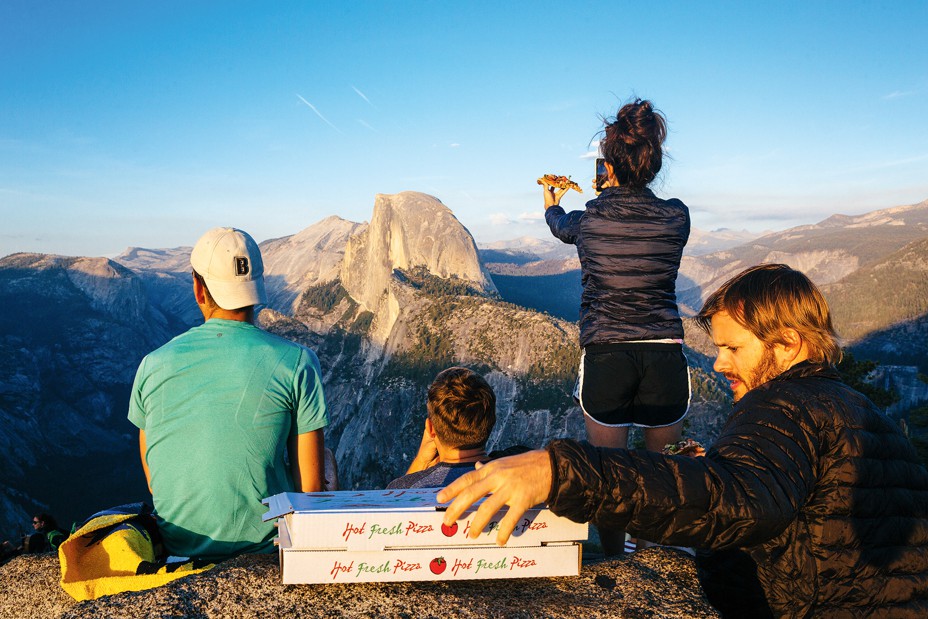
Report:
276,517,582,584
262,488,588,552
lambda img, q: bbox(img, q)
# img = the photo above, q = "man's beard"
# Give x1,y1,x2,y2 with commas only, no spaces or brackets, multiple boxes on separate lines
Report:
747,346,787,394
727,345,789,402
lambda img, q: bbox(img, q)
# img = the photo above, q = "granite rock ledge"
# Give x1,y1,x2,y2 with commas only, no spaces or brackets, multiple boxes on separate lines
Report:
0,547,719,618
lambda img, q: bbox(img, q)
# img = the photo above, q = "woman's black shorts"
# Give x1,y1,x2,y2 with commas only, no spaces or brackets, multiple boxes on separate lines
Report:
573,342,690,428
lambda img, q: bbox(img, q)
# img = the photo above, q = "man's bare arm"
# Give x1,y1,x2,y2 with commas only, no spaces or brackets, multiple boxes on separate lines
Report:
139,429,152,494
406,421,440,474
289,429,325,492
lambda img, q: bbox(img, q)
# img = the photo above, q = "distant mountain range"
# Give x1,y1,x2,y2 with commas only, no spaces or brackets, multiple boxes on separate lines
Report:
478,225,766,321
676,201,928,315
0,254,171,534
480,225,764,265
1,194,926,538
483,200,928,372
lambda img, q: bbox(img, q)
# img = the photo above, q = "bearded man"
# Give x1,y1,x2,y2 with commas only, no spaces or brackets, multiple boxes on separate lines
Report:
438,264,928,618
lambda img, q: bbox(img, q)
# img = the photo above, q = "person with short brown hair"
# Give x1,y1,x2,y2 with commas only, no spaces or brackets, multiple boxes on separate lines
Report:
425,367,496,451
387,367,497,489
438,264,928,617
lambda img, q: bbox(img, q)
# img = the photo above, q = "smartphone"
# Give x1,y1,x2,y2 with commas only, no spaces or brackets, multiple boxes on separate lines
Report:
594,157,607,194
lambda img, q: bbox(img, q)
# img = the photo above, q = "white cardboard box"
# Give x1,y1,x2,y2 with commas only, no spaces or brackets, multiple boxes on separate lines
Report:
262,488,587,584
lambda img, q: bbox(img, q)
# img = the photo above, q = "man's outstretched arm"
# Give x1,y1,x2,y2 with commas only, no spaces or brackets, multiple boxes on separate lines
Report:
289,429,325,492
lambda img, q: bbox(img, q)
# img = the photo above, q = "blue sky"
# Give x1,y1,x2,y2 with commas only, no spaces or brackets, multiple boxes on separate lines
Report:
1,1,926,257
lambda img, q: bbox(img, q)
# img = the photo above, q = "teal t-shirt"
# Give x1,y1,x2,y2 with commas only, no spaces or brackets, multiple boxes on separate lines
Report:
128,318,327,561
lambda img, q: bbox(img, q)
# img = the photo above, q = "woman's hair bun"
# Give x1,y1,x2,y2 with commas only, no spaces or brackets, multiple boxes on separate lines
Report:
601,98,667,188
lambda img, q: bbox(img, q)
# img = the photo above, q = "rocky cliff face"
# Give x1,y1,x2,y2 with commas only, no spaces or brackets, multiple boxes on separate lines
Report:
0,253,167,535
260,197,587,488
260,216,366,314
823,237,928,370
341,192,496,346
114,247,200,330
868,365,928,419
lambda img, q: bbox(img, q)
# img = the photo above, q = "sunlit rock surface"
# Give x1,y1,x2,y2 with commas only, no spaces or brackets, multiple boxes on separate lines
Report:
0,548,719,618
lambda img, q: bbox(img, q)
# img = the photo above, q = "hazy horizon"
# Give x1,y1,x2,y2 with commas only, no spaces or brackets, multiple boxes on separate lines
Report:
4,190,927,261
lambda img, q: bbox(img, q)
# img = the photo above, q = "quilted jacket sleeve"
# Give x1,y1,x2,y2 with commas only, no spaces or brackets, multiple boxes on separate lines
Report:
544,205,583,244
546,388,821,550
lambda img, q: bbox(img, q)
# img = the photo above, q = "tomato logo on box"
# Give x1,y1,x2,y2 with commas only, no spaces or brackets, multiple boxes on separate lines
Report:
429,557,447,575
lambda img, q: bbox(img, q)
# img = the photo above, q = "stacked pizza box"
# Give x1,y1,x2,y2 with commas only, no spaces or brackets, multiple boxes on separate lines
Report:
261,488,588,584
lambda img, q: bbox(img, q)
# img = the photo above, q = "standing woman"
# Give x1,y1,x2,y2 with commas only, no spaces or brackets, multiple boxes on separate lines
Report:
543,98,691,556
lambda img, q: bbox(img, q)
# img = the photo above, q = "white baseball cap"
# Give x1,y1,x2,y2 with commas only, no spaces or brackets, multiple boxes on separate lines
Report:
190,227,267,310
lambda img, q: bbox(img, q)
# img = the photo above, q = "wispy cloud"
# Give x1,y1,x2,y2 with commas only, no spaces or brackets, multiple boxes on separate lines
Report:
489,211,545,227
450,143,460,148
296,94,344,134
580,150,598,160
882,90,914,100
357,119,379,133
352,85,375,107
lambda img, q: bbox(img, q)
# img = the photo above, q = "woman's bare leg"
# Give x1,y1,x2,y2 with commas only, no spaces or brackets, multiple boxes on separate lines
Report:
584,417,629,449
637,420,686,550
643,420,684,452
584,417,630,557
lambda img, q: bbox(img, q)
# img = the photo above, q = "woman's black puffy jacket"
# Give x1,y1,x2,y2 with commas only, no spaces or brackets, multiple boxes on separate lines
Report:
545,185,689,347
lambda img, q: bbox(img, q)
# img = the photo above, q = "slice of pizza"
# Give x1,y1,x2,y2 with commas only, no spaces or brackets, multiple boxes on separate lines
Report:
661,438,706,457
537,174,583,193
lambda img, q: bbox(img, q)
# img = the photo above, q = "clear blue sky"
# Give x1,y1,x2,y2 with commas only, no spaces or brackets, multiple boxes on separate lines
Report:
2,1,926,257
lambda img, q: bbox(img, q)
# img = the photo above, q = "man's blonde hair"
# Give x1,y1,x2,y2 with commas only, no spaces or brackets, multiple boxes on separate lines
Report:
695,264,842,365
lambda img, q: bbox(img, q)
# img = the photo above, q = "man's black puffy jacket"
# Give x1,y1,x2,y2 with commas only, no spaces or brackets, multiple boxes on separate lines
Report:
546,363,928,617
545,186,690,347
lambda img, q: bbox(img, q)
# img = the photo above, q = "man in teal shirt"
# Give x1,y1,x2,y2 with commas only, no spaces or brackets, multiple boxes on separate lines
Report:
128,227,328,561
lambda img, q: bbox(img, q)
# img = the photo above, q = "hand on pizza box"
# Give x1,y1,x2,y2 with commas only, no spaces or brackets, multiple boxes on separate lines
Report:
438,448,552,546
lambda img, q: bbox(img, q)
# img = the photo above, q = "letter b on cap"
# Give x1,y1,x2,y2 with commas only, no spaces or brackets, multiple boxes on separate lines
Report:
234,256,250,276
